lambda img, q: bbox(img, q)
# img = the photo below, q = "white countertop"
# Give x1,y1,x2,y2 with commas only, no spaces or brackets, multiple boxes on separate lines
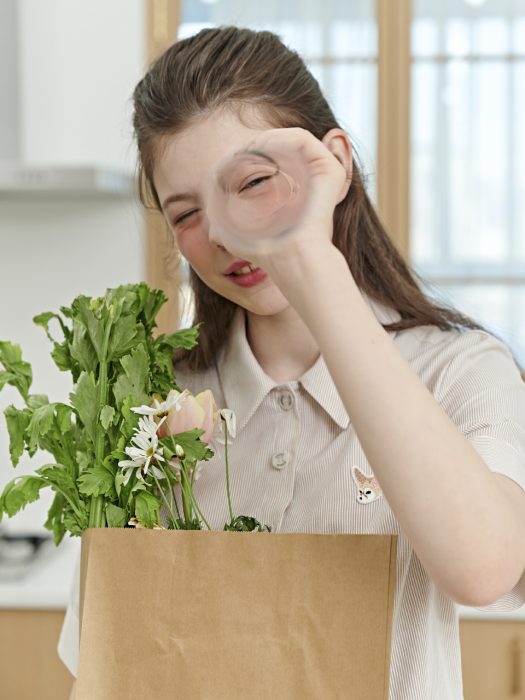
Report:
0,534,80,610
1,534,524,621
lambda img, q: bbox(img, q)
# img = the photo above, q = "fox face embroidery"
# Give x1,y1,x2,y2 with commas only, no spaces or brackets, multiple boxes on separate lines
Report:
352,466,382,503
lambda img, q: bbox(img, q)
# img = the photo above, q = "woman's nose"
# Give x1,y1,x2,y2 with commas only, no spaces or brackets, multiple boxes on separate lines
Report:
205,210,227,250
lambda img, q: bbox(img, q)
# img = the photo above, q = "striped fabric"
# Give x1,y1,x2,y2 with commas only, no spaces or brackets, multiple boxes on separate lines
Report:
59,291,525,699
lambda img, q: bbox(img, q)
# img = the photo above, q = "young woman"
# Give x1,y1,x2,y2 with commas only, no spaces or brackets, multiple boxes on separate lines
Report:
63,26,525,699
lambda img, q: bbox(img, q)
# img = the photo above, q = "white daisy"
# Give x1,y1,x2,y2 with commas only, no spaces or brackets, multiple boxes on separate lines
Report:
118,415,166,485
216,409,237,444
130,390,189,418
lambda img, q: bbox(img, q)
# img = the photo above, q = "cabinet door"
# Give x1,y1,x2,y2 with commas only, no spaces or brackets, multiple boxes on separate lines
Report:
0,609,73,700
460,620,525,700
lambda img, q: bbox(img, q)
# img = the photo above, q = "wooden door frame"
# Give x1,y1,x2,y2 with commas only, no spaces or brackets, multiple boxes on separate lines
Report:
377,0,411,263
145,0,182,338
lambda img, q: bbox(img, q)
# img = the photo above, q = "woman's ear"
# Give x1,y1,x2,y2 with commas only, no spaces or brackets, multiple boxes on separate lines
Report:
321,128,353,203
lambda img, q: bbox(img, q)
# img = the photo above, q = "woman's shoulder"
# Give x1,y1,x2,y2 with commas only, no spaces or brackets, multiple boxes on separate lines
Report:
396,323,524,399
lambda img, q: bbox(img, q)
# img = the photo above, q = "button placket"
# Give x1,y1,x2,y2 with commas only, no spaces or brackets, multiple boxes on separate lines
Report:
272,451,290,470
278,390,294,410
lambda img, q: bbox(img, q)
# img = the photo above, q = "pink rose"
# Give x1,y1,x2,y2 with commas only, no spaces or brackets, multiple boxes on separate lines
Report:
158,389,217,444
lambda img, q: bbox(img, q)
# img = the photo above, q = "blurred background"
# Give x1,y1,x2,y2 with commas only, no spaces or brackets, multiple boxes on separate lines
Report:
0,1,524,698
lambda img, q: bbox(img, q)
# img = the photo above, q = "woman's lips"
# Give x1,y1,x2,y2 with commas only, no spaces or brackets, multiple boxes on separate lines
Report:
224,259,252,275
225,267,268,288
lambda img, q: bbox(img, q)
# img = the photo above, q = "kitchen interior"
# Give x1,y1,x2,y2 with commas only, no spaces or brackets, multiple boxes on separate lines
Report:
1,1,525,699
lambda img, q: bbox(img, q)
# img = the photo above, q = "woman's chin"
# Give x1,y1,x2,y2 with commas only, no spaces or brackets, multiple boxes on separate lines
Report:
233,282,290,317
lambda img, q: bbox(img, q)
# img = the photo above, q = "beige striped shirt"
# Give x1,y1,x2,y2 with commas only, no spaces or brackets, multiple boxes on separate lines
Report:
59,291,525,699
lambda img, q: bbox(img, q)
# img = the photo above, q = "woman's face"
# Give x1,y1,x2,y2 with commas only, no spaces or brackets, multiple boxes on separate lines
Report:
153,108,290,317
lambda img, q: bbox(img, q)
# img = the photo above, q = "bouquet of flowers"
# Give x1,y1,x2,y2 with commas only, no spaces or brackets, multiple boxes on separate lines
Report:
0,282,269,541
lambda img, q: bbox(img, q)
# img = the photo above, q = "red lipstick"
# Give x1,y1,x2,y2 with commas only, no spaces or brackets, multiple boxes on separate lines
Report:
227,267,268,288
223,260,268,288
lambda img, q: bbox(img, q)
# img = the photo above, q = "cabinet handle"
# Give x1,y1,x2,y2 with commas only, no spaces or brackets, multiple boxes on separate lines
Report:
510,637,523,695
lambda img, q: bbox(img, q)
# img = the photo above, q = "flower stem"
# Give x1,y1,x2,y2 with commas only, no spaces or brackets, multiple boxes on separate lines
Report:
172,488,182,520
224,423,234,522
188,486,211,531
159,463,182,527
180,464,193,522
164,424,191,523
151,471,178,528
169,473,183,521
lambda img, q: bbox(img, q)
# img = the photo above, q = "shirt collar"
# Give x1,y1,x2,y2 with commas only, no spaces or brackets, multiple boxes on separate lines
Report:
217,292,401,433
217,307,277,433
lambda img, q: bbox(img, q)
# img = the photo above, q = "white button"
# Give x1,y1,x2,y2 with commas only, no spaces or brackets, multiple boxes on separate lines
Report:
272,452,290,470
279,391,294,410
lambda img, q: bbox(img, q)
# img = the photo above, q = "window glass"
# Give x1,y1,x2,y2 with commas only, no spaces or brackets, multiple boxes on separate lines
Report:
178,0,377,182
411,0,525,366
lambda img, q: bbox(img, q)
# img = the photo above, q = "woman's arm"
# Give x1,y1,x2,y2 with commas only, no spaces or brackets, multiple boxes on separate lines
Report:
265,241,525,607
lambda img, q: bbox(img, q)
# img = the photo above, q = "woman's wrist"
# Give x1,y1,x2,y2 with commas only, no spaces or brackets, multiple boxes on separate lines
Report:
262,238,348,295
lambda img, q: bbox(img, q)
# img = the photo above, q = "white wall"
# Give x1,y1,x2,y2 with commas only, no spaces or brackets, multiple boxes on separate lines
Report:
0,1,149,534
0,198,147,534
18,0,146,171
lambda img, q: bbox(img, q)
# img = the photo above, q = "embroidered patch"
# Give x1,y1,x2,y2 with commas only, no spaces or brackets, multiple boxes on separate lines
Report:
352,466,382,504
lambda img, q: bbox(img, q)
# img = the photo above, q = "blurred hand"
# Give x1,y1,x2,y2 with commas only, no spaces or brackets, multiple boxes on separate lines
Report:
206,126,352,268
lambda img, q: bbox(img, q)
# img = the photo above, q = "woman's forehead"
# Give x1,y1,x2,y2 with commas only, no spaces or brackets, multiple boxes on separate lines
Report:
153,107,271,200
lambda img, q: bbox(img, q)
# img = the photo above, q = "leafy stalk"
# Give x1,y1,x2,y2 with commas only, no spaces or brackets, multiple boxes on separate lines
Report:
89,311,114,528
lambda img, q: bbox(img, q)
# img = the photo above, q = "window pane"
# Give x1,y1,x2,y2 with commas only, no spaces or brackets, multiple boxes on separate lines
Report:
179,0,377,185
411,0,525,369
422,283,525,367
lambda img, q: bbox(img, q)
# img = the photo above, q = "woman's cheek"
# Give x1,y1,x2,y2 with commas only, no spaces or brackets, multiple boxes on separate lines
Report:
174,224,216,280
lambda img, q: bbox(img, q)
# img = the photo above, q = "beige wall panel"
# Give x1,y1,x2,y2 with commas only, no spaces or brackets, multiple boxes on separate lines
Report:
0,609,73,700
460,620,525,699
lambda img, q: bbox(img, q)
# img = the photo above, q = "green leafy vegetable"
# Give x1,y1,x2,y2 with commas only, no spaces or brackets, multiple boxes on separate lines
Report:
113,344,150,409
135,490,159,530
0,341,32,401
44,493,67,545
0,282,263,543
4,405,31,467
100,405,115,431
70,372,98,442
0,475,48,519
106,504,128,528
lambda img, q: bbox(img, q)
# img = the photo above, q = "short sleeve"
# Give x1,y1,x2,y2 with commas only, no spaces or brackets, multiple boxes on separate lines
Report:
435,330,525,611
57,552,80,677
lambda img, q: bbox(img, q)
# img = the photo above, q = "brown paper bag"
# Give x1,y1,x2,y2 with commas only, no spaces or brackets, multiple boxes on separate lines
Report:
77,529,397,700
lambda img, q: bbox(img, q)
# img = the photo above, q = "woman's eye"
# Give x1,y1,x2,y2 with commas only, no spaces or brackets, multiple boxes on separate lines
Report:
174,210,198,225
240,175,272,192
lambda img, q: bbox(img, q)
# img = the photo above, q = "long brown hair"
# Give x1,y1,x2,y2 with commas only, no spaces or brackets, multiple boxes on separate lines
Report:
132,26,524,378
